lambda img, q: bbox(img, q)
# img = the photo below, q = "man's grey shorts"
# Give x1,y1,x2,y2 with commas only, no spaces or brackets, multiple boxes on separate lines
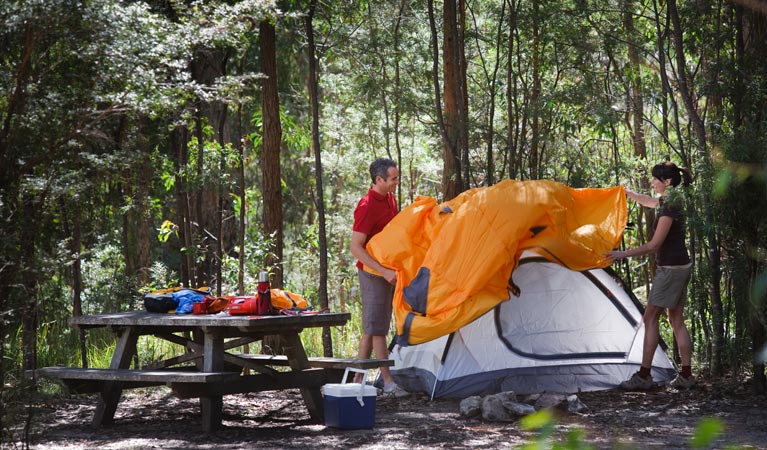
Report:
649,263,693,309
358,269,394,336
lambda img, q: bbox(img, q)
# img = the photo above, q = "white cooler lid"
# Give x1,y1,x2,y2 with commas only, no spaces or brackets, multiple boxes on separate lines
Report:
322,383,377,397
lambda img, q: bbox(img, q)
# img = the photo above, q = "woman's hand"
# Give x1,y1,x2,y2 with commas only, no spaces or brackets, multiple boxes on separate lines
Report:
606,250,626,261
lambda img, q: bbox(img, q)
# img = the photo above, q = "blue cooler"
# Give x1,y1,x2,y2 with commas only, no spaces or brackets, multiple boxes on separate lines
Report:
322,368,377,429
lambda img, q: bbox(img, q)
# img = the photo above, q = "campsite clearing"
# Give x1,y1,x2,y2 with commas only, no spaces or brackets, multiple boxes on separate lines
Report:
18,372,767,449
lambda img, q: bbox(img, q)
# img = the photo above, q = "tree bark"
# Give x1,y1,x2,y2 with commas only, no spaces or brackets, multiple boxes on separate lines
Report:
440,0,464,200
306,0,333,357
20,193,40,372
171,125,194,286
470,1,505,186
623,0,646,160
668,0,725,375
505,0,521,180
530,0,541,179
260,19,284,289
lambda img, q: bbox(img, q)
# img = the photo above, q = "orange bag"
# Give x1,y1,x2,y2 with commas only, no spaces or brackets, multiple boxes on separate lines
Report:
269,289,310,312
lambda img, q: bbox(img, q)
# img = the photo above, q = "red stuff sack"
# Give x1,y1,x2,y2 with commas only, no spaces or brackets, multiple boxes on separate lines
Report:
227,293,273,316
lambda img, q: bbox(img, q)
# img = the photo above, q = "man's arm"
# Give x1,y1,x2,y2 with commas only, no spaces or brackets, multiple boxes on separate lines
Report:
350,231,396,285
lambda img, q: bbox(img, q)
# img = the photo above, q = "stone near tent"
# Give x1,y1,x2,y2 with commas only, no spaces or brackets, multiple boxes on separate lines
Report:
567,394,589,414
534,393,568,409
463,391,589,423
481,393,515,422
521,393,541,404
458,395,482,418
502,400,536,417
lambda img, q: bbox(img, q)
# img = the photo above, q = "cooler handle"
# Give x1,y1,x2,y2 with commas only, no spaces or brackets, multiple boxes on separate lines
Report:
342,367,368,407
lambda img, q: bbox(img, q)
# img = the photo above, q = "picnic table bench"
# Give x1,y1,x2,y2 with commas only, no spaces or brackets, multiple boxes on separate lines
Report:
29,311,393,432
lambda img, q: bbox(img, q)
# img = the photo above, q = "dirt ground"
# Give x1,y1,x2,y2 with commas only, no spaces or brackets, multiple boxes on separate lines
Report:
9,373,767,449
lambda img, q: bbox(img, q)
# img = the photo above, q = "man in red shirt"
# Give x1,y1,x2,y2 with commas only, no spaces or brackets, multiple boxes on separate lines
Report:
350,158,408,398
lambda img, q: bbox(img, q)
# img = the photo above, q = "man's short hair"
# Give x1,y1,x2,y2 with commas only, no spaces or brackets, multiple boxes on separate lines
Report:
369,158,397,184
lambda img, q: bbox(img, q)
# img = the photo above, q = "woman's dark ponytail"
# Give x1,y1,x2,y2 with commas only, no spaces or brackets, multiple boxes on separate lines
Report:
679,166,692,187
652,161,693,187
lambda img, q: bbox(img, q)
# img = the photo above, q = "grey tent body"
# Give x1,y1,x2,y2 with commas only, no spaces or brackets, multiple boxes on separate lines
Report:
390,255,677,399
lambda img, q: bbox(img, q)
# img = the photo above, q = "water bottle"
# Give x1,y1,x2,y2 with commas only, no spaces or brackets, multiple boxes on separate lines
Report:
256,271,273,315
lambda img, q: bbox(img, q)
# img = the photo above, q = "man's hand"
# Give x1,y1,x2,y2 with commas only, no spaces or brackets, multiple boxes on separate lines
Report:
381,268,397,285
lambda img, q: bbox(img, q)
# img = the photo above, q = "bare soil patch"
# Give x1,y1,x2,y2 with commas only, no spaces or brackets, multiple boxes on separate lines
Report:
10,374,767,449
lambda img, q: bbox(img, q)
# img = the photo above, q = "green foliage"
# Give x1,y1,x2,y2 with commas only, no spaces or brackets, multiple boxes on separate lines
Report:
519,409,595,450
690,417,725,449
144,261,180,292
516,410,741,449
219,238,275,295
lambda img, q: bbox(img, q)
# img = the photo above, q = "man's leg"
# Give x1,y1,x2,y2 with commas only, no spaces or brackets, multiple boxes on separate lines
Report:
371,335,394,386
354,334,373,382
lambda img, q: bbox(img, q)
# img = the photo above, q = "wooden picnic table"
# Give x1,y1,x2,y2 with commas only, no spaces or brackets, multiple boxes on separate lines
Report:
32,310,392,432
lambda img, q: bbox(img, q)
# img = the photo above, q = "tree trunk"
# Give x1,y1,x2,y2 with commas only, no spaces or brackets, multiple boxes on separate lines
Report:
457,0,469,188
441,0,463,200
470,1,505,186
623,0,646,160
530,0,541,179
735,2,767,391
668,0,724,375
171,125,194,286
61,198,88,367
394,0,407,205
260,19,284,289
189,49,230,289
20,194,39,372
505,0,520,180
135,116,153,287
306,0,333,357
236,103,246,296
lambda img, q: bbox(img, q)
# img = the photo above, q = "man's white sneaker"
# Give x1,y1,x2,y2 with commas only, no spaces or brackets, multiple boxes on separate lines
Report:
381,382,410,398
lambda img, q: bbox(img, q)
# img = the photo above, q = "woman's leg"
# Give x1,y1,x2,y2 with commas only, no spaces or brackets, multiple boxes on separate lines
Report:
667,305,692,367
642,304,664,369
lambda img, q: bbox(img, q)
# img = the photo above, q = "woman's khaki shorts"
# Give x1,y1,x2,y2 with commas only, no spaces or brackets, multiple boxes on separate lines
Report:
358,269,394,336
649,264,693,309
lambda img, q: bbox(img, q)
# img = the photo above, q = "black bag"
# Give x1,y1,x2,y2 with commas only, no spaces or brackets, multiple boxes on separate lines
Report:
143,295,179,313
142,286,211,313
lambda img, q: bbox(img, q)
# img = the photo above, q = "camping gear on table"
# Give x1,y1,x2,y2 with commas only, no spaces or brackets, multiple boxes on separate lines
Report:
365,179,627,346
228,286,311,316
389,253,676,399
270,289,310,312
322,368,377,429
228,271,274,316
256,271,273,315
192,296,230,315
143,286,211,313
227,295,272,316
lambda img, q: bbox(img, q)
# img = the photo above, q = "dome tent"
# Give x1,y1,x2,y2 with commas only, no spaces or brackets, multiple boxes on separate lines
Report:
363,180,676,397
389,254,676,399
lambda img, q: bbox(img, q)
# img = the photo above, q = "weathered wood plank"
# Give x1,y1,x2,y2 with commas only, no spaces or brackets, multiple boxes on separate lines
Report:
170,368,334,399
34,367,240,383
69,311,350,332
233,354,395,369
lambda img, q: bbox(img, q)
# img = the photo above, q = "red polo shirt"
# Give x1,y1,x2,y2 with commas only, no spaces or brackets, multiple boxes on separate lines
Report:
353,188,398,270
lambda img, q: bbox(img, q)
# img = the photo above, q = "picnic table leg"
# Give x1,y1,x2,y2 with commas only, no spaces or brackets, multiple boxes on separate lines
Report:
200,329,224,432
93,327,138,427
282,332,324,422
